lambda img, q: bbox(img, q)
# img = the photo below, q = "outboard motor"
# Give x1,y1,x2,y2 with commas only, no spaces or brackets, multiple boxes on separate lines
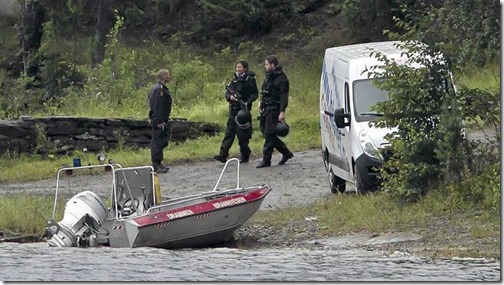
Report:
45,191,107,247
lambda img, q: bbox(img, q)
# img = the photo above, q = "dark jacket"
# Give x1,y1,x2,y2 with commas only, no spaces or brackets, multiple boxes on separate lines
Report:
148,82,172,128
225,71,259,114
260,66,289,112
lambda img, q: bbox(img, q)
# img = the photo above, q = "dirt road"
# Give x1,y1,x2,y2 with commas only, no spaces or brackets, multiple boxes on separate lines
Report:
0,149,334,211
163,149,333,210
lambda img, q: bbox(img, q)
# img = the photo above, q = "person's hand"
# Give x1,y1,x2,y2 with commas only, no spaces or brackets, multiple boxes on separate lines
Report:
230,95,237,101
157,122,166,130
279,111,285,122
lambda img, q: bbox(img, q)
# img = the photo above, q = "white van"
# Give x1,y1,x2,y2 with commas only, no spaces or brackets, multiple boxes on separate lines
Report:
319,41,408,193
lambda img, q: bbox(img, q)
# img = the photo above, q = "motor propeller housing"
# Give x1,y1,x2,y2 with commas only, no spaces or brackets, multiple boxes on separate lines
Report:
46,191,106,247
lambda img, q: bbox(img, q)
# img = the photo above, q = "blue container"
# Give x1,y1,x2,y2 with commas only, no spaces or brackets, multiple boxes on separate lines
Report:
73,157,81,167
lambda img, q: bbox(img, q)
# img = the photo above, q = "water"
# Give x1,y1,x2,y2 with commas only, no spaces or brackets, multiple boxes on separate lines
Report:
0,242,500,281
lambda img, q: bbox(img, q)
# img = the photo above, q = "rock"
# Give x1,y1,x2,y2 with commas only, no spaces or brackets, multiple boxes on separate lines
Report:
0,116,221,155
0,230,39,243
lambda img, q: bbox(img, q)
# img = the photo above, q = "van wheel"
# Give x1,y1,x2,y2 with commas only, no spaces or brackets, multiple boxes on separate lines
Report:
329,171,345,194
354,168,367,194
322,149,330,172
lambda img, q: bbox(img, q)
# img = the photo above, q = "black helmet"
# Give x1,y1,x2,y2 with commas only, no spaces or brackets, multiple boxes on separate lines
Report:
275,121,290,137
235,109,251,129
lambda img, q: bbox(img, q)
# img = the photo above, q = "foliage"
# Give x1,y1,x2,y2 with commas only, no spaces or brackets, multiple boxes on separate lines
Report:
370,40,499,203
169,58,217,108
368,48,498,204
441,162,500,211
338,0,400,41
457,85,500,130
194,0,288,40
37,20,86,100
185,0,333,45
75,12,139,109
252,186,499,258
367,0,500,202
368,42,464,199
386,0,500,68
0,193,64,235
33,123,56,154
0,74,32,119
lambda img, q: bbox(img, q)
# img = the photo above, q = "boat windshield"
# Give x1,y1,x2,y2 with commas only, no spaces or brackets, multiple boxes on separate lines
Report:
353,78,388,122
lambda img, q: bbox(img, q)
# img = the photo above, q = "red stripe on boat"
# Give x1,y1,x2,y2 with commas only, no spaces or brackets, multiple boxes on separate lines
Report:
134,186,270,227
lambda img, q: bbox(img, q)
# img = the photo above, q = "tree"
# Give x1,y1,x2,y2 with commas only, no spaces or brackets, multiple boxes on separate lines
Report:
92,0,109,67
371,0,500,201
17,0,45,76
387,0,500,67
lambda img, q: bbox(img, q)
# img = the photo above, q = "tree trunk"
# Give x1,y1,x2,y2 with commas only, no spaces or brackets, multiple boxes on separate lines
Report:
168,0,185,14
18,0,44,76
92,0,109,67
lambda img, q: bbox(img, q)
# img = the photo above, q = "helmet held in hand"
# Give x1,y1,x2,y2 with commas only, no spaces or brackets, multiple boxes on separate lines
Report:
235,109,251,129
275,121,290,137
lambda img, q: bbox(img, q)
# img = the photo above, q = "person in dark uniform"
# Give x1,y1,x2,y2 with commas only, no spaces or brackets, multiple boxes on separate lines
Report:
256,55,294,168
148,68,172,173
214,60,258,163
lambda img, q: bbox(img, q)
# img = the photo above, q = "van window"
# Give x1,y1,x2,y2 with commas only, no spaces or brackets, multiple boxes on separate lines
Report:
344,82,350,113
353,79,388,122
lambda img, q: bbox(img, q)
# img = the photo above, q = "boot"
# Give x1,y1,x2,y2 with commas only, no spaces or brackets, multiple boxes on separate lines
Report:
240,155,249,163
256,160,271,168
154,164,169,173
278,152,294,165
213,155,227,163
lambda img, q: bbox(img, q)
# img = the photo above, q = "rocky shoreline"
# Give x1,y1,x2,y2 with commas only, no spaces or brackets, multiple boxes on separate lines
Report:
234,217,499,260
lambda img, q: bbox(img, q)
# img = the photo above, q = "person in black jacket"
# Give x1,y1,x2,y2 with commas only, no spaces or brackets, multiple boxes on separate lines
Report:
256,55,294,168
148,68,172,173
214,61,258,163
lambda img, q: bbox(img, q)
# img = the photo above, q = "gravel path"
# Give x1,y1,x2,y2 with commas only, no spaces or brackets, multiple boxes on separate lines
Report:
162,149,333,210
0,149,334,211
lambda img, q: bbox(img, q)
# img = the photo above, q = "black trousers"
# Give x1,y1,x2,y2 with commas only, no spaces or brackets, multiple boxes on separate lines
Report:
259,109,291,162
151,127,169,166
218,114,252,158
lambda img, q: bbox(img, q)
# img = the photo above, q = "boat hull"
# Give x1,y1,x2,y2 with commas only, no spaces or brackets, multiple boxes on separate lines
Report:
106,186,270,248
46,160,271,249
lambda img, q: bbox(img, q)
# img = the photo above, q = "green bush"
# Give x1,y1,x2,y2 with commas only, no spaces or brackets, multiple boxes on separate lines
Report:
442,162,500,211
369,39,499,205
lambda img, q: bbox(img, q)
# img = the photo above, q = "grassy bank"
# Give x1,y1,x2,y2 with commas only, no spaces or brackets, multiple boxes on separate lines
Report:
251,189,500,259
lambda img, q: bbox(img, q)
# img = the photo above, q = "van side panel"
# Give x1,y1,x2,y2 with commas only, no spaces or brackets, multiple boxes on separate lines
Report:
320,53,351,178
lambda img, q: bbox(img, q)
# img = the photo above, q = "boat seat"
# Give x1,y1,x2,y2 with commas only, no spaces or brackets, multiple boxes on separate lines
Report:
113,167,155,217
115,188,154,217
